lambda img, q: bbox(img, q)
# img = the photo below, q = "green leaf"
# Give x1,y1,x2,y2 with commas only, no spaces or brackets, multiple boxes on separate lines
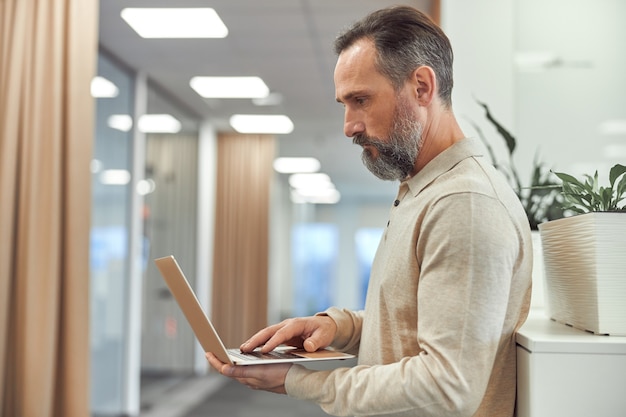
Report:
581,177,595,195
616,172,626,200
609,163,626,187
476,100,517,155
553,164,626,212
600,187,613,210
554,171,584,188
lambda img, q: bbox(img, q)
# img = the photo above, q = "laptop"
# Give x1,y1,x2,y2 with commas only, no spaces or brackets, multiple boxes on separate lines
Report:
154,255,355,366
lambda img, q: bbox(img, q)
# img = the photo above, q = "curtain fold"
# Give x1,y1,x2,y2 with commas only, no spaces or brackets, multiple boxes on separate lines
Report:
212,133,275,348
0,0,98,416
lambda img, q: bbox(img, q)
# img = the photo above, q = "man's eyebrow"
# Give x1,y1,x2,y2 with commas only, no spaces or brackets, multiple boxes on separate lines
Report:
335,91,362,104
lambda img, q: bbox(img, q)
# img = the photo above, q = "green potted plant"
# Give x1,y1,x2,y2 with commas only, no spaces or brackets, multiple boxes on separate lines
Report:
472,100,566,230
552,165,626,213
539,163,626,335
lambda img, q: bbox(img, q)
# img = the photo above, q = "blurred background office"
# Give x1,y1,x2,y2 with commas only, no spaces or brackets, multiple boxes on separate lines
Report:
1,0,625,416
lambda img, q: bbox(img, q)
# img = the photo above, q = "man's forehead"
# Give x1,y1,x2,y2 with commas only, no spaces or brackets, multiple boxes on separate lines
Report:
335,38,376,70
334,41,394,100
335,41,377,83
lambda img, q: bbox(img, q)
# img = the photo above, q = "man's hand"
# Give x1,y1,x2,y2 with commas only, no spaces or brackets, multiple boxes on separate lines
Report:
240,315,337,353
206,352,291,394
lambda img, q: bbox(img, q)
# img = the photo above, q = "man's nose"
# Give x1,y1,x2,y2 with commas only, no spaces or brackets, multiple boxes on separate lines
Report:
344,109,365,138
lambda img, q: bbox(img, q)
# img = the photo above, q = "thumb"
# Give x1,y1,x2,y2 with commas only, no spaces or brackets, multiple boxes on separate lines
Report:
303,338,318,352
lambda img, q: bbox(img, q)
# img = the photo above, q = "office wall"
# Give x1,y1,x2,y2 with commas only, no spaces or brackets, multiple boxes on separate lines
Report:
442,0,516,169
444,0,625,183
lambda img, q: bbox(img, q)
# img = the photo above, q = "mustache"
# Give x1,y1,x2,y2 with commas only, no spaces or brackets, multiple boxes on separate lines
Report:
353,134,379,147
353,135,366,146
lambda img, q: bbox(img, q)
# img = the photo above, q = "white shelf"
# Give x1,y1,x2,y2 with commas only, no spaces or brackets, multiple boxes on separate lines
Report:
517,311,626,354
516,311,626,417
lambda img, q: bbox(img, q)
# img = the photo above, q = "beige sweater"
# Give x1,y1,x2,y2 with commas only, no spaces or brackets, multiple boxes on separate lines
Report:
285,138,532,417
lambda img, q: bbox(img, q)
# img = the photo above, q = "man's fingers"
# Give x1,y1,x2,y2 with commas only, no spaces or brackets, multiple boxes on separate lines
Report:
206,352,230,374
206,352,244,377
303,327,330,352
240,316,337,353
240,323,283,352
206,351,290,395
302,318,337,351
303,339,317,352
241,320,303,352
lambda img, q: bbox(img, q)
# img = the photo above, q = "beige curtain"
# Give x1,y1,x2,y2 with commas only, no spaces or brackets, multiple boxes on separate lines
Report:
0,1,98,416
212,133,275,348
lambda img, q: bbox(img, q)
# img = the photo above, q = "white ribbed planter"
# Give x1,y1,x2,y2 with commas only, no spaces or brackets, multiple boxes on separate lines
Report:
539,212,626,335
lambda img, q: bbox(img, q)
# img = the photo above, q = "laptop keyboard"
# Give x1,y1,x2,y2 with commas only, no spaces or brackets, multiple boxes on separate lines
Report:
228,349,302,361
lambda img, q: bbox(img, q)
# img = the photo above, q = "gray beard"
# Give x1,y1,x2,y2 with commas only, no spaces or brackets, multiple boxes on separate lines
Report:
353,101,423,181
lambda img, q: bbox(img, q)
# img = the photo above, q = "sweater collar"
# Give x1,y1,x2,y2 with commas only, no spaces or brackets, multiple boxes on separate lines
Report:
402,137,485,197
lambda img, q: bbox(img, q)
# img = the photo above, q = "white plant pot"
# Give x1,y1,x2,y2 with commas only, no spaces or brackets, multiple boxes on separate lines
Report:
539,212,626,335
530,231,547,310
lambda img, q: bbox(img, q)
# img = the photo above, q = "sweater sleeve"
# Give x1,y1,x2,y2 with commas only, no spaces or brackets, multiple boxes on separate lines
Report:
284,192,523,417
318,307,364,354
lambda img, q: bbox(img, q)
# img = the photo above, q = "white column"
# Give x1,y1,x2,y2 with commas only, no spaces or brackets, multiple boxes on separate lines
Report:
122,71,147,416
194,121,218,373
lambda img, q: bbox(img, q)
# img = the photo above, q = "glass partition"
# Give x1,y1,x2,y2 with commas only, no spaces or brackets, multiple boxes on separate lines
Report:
90,51,135,415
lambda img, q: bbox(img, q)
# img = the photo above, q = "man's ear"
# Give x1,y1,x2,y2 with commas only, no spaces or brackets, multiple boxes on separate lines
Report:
411,66,437,106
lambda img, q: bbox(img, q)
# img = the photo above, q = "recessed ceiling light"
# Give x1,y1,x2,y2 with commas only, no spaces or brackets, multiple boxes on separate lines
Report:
107,114,133,132
291,188,341,204
252,92,284,106
190,76,269,99
229,114,294,134
288,173,340,204
91,76,119,98
288,173,331,189
121,8,228,39
138,114,181,133
136,179,156,196
273,157,320,174
90,159,103,174
100,169,131,185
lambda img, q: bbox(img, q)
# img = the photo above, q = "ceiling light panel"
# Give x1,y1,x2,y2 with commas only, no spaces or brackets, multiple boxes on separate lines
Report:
253,92,283,106
190,76,269,99
121,8,228,39
288,173,331,189
288,172,341,205
273,157,320,174
91,76,119,98
100,170,131,185
291,188,341,204
138,114,181,133
107,114,133,132
229,114,294,134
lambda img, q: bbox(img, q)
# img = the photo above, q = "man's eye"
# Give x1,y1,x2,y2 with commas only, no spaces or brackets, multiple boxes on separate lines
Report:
355,97,366,105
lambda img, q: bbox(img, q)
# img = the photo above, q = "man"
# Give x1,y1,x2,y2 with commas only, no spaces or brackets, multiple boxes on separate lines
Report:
207,6,532,417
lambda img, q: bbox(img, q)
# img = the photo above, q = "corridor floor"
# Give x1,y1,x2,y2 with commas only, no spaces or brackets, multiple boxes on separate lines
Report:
183,378,330,417
139,372,330,417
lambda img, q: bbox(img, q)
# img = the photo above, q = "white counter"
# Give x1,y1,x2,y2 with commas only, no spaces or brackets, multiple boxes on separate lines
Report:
516,311,626,417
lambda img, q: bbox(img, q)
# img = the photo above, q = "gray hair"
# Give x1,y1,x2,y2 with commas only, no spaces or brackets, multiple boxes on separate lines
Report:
334,6,454,108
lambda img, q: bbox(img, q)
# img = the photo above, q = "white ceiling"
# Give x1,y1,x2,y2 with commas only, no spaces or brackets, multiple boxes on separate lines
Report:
98,0,434,202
